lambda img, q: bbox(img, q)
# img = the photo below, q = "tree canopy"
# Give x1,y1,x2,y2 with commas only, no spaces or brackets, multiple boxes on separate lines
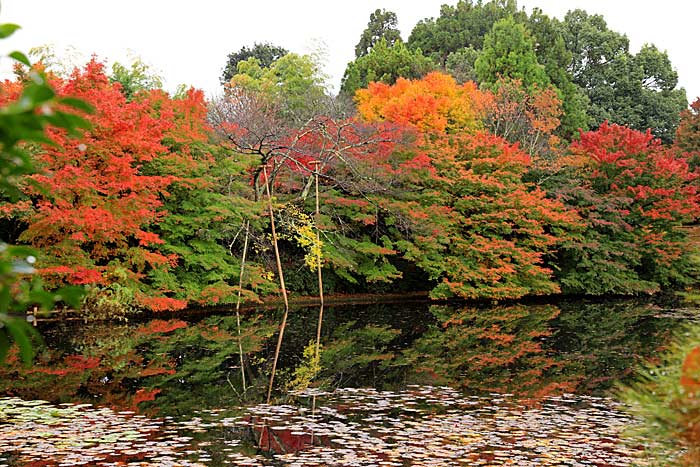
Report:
110,57,163,100
341,38,436,97
354,8,402,58
227,52,329,122
475,17,549,90
220,42,288,84
407,0,525,65
563,10,687,142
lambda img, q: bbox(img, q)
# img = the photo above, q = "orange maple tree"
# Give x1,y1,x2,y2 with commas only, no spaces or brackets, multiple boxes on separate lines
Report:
355,71,490,134
356,72,579,299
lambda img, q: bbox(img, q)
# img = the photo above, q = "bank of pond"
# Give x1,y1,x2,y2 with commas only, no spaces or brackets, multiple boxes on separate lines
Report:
0,296,695,466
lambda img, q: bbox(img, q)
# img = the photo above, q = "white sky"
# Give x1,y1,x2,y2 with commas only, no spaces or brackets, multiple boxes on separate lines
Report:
0,0,697,102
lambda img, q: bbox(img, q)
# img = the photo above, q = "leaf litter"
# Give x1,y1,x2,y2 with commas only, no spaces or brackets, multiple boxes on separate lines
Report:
0,385,648,466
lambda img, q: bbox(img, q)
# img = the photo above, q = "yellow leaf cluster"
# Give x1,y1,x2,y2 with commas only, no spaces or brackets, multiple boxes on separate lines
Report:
278,204,324,271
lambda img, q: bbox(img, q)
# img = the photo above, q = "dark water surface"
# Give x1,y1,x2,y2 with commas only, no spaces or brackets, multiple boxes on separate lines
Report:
0,298,684,466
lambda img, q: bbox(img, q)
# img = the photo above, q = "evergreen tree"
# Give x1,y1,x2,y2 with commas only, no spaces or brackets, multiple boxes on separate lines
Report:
475,17,549,91
354,8,402,58
408,0,525,65
526,8,589,136
220,42,288,84
341,39,436,97
564,10,687,142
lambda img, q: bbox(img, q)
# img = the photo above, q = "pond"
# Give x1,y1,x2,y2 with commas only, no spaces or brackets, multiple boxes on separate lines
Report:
0,297,685,466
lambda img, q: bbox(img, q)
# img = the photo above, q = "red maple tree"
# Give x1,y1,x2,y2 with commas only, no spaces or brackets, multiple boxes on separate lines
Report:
0,60,194,310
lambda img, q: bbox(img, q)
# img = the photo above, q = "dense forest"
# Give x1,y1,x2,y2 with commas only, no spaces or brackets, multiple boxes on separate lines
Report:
0,0,698,319
0,2,699,465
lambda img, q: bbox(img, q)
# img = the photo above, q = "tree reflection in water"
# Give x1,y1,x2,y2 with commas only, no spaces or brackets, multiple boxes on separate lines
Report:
0,299,681,466
0,299,677,412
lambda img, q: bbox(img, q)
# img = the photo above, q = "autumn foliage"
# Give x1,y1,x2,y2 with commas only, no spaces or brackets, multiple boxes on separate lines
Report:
356,72,578,299
403,304,579,399
675,98,700,154
0,61,697,314
483,78,563,157
572,123,698,226
0,60,199,310
355,71,489,134
551,122,700,294
675,97,700,175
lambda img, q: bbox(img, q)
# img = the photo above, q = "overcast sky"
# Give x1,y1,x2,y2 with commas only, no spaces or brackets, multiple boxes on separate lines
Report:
0,0,697,102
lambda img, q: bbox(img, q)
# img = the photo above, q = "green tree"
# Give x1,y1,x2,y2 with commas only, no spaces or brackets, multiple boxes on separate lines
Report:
220,42,288,84
444,46,479,83
633,44,688,143
229,53,327,120
354,8,402,58
526,8,589,136
564,9,629,93
564,9,686,142
341,38,436,97
475,17,549,90
407,0,525,65
563,9,640,132
110,57,163,100
228,53,329,122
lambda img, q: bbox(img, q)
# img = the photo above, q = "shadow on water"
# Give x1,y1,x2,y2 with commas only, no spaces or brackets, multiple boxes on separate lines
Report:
0,297,684,466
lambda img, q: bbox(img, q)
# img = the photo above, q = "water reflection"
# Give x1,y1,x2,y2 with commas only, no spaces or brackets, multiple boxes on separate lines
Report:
396,304,577,399
0,313,277,414
0,298,682,465
551,299,672,393
0,300,678,409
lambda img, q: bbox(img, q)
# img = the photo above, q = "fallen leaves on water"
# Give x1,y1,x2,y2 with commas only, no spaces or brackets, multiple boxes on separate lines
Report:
0,386,650,466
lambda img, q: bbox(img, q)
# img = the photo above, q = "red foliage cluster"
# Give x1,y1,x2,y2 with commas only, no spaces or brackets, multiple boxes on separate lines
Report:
136,319,188,334
131,388,161,409
0,60,211,310
573,123,700,261
4,61,170,254
27,354,101,376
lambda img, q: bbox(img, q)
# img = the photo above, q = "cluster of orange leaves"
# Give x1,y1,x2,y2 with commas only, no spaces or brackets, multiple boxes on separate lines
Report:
677,347,700,465
356,72,489,134
355,74,578,299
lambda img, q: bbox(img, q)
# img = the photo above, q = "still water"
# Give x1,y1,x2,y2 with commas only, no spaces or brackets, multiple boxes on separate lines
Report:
0,298,683,466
